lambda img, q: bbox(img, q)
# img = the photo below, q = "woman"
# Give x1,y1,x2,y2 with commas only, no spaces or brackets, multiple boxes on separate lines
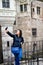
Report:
5,27,24,65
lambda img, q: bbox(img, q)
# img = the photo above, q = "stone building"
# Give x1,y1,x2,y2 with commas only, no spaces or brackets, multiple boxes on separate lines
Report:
0,0,16,63
14,0,43,42
0,0,43,64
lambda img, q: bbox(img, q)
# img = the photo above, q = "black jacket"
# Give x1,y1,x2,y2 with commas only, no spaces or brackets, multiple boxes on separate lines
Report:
7,31,24,47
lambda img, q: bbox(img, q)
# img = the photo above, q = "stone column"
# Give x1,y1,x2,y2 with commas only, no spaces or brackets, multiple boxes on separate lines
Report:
0,25,3,64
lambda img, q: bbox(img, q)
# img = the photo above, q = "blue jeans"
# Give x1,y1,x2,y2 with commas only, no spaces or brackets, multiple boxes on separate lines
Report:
11,47,22,65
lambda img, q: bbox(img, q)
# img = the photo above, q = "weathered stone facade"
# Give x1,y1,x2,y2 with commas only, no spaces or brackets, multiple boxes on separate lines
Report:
0,0,16,60
14,0,43,42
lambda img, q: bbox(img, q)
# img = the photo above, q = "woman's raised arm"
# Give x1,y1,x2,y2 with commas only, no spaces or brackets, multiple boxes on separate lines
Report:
5,27,15,38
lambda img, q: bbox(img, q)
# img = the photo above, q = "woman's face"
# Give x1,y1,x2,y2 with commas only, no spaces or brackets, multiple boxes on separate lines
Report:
16,30,20,36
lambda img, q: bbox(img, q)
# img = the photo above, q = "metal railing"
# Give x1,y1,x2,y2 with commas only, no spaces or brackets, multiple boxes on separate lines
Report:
22,40,43,59
2,40,43,65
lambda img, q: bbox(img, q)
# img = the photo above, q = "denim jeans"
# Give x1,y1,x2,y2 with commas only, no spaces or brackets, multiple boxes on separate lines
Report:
11,47,22,65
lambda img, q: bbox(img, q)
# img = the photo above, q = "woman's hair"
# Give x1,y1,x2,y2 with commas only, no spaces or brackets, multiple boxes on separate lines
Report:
18,29,22,37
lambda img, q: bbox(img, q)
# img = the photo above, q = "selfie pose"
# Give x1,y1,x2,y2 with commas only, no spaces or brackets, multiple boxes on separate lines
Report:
5,27,24,65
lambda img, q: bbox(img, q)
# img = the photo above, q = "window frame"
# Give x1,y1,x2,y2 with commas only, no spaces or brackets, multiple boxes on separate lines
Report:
32,28,37,37
2,0,10,8
24,4,27,12
20,4,27,12
32,8,35,12
20,5,23,12
37,6,40,15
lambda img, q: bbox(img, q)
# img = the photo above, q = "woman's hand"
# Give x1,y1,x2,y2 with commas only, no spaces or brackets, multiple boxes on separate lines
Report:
5,27,8,33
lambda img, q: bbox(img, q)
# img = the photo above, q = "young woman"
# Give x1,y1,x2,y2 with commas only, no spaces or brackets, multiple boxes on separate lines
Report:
5,27,24,65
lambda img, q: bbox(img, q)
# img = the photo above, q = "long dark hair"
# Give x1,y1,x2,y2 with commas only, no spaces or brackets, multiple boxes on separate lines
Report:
18,29,22,37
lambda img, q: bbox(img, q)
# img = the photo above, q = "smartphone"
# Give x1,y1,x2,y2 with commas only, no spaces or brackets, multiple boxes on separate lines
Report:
5,27,8,30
